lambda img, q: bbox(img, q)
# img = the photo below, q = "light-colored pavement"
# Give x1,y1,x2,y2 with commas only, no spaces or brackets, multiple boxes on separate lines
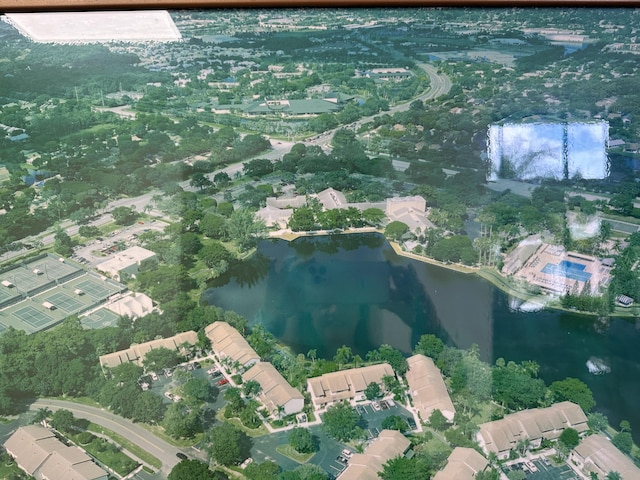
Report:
30,399,180,477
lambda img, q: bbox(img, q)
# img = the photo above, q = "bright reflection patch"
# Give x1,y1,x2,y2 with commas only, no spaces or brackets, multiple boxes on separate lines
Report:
2,11,182,43
487,122,609,181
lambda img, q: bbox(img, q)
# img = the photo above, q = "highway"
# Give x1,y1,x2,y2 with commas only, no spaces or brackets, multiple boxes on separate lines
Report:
30,399,181,477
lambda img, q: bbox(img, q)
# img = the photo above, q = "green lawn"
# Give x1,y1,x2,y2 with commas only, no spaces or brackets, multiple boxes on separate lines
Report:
87,423,162,470
69,432,138,476
275,444,315,464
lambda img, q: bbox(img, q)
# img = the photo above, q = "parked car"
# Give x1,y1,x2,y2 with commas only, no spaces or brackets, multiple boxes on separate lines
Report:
217,378,229,386
372,401,381,411
150,372,158,381
176,452,187,460
193,361,201,369
406,416,417,430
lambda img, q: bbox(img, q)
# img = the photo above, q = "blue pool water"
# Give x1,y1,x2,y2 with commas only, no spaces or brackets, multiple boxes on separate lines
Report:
542,261,592,282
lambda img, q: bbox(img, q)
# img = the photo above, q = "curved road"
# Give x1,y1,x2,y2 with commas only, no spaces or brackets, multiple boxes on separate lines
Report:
30,399,180,476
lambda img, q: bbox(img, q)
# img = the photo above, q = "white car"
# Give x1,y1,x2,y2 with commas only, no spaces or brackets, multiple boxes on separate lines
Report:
372,402,381,411
150,372,159,381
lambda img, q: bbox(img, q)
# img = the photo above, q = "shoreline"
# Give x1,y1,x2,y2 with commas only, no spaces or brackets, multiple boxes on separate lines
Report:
266,229,637,319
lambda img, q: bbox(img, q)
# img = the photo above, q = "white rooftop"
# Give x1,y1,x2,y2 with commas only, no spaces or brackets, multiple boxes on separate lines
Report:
3,11,182,43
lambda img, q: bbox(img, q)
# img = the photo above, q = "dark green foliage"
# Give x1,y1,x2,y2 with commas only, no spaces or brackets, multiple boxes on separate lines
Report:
322,402,360,442
492,361,547,411
384,221,409,241
288,427,318,454
558,427,580,449
381,415,409,433
550,378,595,413
208,422,251,466
244,461,281,480
364,382,381,401
50,409,76,433
379,456,431,480
428,409,449,431
168,459,220,480
613,431,633,454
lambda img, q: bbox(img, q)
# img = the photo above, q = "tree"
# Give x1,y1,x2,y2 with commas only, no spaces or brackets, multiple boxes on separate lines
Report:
289,207,317,232
244,461,281,480
199,242,233,269
208,422,250,466
243,158,273,178
50,409,75,433
607,472,622,480
377,344,408,375
168,459,219,480
414,334,445,359
289,427,317,454
111,206,138,225
142,347,180,372
364,382,381,401
333,345,352,369
384,221,409,241
613,431,633,453
227,208,266,251
190,172,213,191
550,378,596,413
381,414,408,433
242,379,262,397
53,230,74,257
183,378,216,404
163,402,202,439
558,427,580,450
587,412,609,432
322,401,360,442
379,456,430,480
200,214,228,240
428,409,449,431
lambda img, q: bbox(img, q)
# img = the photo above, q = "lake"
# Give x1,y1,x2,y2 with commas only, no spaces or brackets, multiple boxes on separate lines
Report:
201,233,640,436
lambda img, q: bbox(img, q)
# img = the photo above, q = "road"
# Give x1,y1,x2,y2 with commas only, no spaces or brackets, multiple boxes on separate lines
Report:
30,399,180,477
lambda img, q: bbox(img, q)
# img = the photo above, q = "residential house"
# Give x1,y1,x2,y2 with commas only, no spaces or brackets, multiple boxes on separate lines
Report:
242,362,304,416
570,434,640,480
405,354,456,422
476,401,589,459
432,447,489,480
4,425,108,480
99,330,198,371
307,363,394,409
338,429,410,480
205,321,260,370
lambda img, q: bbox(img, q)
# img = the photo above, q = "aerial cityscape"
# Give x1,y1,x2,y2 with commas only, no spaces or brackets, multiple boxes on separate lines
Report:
1,7,640,480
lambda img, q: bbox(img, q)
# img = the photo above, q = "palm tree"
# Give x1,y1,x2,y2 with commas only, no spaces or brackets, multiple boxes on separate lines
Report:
307,349,317,364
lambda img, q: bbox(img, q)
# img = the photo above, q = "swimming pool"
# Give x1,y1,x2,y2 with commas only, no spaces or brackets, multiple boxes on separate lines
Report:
541,261,592,282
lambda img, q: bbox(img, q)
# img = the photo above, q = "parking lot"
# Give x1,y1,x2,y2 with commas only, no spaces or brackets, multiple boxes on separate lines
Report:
250,399,416,478
503,458,578,480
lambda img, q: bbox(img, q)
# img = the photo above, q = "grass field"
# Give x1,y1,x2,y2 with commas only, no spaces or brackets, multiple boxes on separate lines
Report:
87,423,163,470
275,444,315,464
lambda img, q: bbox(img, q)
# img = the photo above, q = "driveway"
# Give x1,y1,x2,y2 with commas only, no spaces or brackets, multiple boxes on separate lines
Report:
30,399,180,477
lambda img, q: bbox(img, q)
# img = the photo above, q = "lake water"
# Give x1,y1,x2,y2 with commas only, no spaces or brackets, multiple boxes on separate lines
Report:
202,233,640,436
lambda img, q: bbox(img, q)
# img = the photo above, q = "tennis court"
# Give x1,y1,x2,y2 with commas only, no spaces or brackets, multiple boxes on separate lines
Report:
82,308,120,329
73,277,121,299
44,292,85,313
0,266,127,334
0,287,21,306
12,305,56,330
